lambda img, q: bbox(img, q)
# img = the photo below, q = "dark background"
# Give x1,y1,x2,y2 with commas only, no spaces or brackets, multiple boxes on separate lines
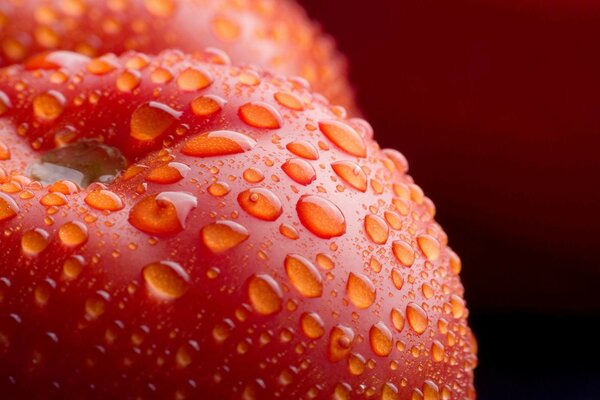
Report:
298,1,600,398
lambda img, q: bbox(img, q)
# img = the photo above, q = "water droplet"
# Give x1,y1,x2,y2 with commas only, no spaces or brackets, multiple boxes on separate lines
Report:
87,57,116,75
40,192,68,207
296,195,346,239
448,248,462,275
58,221,88,247
364,214,389,244
369,322,393,357
212,319,235,343
332,161,367,192
142,261,189,300
286,140,318,160
175,340,199,368
382,149,409,174
390,308,405,332
300,312,325,339
431,340,445,362
282,158,316,185
144,0,176,17
417,234,441,261
346,272,376,309
391,268,404,290
423,381,440,400
238,102,282,129
316,253,335,270
212,15,241,41
237,188,283,221
242,167,264,183
63,255,85,279
129,192,197,235
392,240,415,267
247,274,282,315
348,353,366,375
382,382,399,400
21,228,50,256
207,181,230,197
146,162,190,184
201,220,249,253
116,69,141,92
182,130,256,157
406,303,428,334
279,223,299,240
190,94,226,117
0,193,19,222
177,67,213,91
284,254,323,298
85,290,110,319
85,188,124,211
328,324,354,362
450,294,466,319
0,141,10,161
238,69,261,86
130,102,181,142
274,91,305,111
33,91,65,121
319,120,366,157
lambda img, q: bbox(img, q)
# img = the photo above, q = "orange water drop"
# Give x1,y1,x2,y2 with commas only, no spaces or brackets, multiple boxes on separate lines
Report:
191,94,225,117
212,319,235,343
296,195,346,239
328,324,355,362
242,167,264,183
177,67,213,91
364,214,389,244
142,261,189,300
346,272,376,309
300,312,325,339
282,158,316,185
182,130,256,157
286,140,319,160
417,234,441,261
21,228,50,256
392,240,415,267
85,189,124,211
130,101,181,141
382,383,400,400
63,255,85,279
423,381,440,400
207,181,230,197
146,162,190,184
239,102,282,129
58,221,88,247
316,253,335,270
284,254,323,298
201,220,249,253
0,193,19,222
390,308,405,332
331,161,367,192
116,69,141,92
247,274,282,315
369,322,393,357
0,141,10,160
237,188,282,221
87,57,116,75
319,120,366,158
406,303,429,334
279,223,299,240
144,0,176,17
390,268,404,290
212,15,241,41
274,91,305,111
33,91,65,121
129,192,197,235
40,192,67,207
448,248,462,275
382,148,409,174
49,180,79,194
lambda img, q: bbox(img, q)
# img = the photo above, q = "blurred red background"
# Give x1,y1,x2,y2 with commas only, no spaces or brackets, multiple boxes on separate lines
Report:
298,1,600,398
299,0,600,313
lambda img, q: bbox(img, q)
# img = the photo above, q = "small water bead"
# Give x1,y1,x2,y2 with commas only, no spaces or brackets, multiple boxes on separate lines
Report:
392,240,415,267
331,161,367,192
130,101,181,141
201,220,249,253
212,319,235,343
175,340,199,369
146,162,190,184
390,308,405,332
237,188,282,221
142,261,189,300
63,255,85,279
85,290,110,319
212,15,241,41
406,303,429,334
284,254,323,298
21,228,50,256
207,181,230,197
296,195,346,239
58,221,88,247
318,120,366,158
346,272,376,309
300,312,325,339
328,324,355,362
417,234,441,261
176,67,213,91
247,274,282,315
286,140,319,160
33,91,65,121
364,214,389,244
0,141,10,160
281,158,316,185
238,102,282,129
0,193,19,222
190,94,226,117
129,192,197,235
182,130,256,157
242,167,264,183
85,189,124,211
116,69,141,92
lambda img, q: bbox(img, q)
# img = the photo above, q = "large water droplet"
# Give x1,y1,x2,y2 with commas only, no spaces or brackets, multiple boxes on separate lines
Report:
130,102,181,141
274,91,305,111
417,234,441,261
177,67,213,91
201,220,249,253
282,159,316,185
328,324,354,362
182,130,256,157
346,272,376,309
364,214,389,244
21,228,50,256
296,195,346,239
238,102,282,129
85,188,124,211
332,161,367,192
247,274,282,315
406,303,428,334
300,312,325,339
58,221,88,247
319,120,366,158
392,240,415,267
286,140,319,160
142,261,189,300
0,193,19,222
129,192,197,235
237,188,283,221
369,322,393,357
284,254,323,298
33,91,65,121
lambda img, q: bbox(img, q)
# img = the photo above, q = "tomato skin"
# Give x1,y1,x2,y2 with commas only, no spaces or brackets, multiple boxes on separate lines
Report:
0,50,475,399
0,0,354,110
